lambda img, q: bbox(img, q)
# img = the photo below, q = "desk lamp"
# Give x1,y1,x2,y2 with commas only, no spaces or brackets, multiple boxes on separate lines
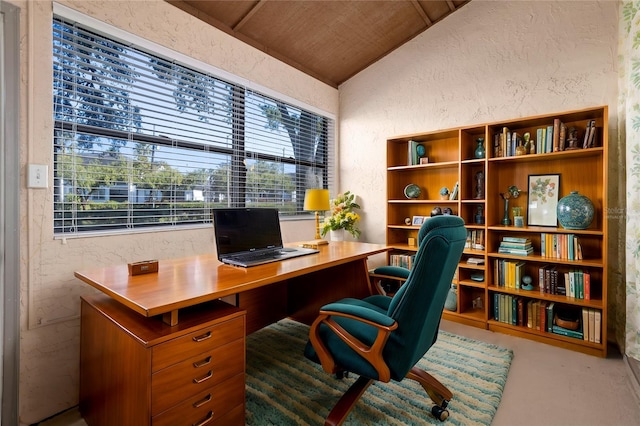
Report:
303,188,330,243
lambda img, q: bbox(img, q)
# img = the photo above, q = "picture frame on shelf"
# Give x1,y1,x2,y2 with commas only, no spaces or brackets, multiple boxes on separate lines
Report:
527,173,560,227
411,216,425,226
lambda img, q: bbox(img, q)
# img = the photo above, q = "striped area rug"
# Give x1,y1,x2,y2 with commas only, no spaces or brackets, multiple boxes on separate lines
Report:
245,319,513,425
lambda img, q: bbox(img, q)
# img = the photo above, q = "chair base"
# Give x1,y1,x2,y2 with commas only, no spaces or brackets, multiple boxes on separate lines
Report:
324,366,452,425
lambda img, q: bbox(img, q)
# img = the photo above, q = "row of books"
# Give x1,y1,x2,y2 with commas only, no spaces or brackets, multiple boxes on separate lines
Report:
492,296,601,342
465,229,485,250
540,233,583,260
389,253,415,269
539,265,591,299
498,236,533,256
494,259,525,289
492,118,598,157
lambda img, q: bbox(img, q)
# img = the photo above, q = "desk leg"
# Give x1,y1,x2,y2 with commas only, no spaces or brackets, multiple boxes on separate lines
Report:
287,259,371,325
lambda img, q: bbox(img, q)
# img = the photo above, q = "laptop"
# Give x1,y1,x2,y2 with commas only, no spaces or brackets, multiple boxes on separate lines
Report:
213,208,319,267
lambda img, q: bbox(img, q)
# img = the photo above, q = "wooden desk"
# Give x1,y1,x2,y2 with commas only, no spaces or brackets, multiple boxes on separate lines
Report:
76,241,388,426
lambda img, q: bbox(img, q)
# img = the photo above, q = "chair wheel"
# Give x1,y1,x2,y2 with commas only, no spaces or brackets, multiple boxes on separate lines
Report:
431,405,449,421
335,370,349,379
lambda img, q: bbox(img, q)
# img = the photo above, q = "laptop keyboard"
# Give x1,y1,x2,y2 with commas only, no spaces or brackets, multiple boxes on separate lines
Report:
232,250,281,262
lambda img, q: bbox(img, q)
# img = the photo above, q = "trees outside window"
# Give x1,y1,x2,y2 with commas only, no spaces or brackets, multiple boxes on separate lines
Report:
53,17,332,235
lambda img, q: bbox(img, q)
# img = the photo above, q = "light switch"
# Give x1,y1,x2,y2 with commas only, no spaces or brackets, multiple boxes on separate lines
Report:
28,164,48,188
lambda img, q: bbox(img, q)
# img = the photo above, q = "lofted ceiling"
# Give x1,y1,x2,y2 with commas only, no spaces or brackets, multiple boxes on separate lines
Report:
167,1,470,88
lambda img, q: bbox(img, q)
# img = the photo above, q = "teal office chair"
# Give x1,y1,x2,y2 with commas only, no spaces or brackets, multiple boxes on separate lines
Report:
305,216,466,424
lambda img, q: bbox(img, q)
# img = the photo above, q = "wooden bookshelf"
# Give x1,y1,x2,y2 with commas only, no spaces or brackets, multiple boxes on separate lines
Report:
385,106,608,357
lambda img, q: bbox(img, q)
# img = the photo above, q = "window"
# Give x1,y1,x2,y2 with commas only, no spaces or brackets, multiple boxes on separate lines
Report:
52,16,333,236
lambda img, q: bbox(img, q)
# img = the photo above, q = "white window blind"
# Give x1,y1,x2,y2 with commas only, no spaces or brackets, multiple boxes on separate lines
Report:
52,16,333,236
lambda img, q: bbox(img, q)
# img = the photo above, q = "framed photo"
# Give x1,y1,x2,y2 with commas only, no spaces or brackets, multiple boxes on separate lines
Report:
411,216,425,226
527,174,560,227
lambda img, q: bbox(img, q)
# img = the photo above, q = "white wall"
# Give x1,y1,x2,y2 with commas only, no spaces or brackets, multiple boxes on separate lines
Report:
339,0,619,247
18,0,337,423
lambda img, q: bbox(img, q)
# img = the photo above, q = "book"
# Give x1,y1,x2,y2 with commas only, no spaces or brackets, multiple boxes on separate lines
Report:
577,270,584,299
584,271,591,300
582,308,590,341
517,297,525,326
473,229,485,250
587,125,597,148
467,257,485,265
499,241,531,248
502,236,530,243
568,270,576,298
546,302,555,332
588,308,596,343
545,125,554,153
553,118,560,152
539,265,548,294
552,324,584,340
498,247,533,256
536,127,545,154
583,119,595,149
594,310,601,343
559,122,567,151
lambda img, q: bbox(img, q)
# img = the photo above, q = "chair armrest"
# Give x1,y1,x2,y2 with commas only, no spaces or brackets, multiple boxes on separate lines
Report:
373,265,410,279
309,306,398,382
321,302,395,327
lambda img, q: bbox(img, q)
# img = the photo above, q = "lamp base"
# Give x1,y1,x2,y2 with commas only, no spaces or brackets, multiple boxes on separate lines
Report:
300,239,329,249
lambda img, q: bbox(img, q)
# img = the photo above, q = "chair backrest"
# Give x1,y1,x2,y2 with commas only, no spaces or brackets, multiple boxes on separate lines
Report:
384,215,466,381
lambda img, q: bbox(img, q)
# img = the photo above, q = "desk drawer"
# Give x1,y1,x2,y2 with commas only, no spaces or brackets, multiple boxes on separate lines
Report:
152,373,244,426
152,338,244,416
152,316,244,371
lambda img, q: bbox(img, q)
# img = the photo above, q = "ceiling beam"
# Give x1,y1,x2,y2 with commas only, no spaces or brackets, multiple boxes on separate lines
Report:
446,1,456,12
411,1,432,27
233,0,268,31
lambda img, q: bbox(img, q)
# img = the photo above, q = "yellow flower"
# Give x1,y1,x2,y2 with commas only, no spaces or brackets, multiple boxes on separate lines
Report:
320,191,362,238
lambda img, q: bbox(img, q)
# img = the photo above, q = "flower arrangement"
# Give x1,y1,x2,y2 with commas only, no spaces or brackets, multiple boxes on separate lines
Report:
321,191,362,238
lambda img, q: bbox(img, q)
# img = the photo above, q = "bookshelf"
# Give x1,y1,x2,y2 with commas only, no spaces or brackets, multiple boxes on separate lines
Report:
385,106,608,357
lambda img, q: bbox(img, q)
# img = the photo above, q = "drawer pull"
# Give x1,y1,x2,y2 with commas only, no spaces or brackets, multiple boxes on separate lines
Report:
193,370,213,384
193,393,212,408
192,331,212,342
193,356,212,368
193,410,214,426
193,355,211,368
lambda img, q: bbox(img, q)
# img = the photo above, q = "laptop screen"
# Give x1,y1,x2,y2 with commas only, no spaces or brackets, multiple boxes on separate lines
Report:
213,208,283,258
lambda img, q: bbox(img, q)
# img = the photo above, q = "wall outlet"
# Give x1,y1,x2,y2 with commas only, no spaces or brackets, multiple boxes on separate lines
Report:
28,164,48,188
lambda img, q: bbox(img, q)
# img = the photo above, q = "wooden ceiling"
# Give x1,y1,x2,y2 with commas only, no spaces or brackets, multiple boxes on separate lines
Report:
167,1,470,88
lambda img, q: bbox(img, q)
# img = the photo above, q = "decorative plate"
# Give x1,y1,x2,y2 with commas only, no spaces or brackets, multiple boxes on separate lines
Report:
403,183,421,199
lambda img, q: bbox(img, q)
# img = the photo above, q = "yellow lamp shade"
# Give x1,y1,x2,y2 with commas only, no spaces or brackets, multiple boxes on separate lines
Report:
303,189,330,212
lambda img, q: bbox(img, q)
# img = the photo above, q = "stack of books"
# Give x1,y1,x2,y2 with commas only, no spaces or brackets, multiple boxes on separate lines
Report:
498,237,533,256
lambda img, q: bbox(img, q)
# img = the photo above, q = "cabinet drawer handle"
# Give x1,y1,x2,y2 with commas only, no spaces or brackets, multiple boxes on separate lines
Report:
193,370,213,384
192,331,212,342
193,393,212,408
193,356,212,368
192,410,214,426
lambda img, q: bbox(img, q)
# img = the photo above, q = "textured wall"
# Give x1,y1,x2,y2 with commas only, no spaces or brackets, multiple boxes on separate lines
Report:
18,0,337,423
339,0,619,257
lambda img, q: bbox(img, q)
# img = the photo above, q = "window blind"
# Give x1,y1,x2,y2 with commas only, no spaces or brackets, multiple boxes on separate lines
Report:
52,17,334,236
